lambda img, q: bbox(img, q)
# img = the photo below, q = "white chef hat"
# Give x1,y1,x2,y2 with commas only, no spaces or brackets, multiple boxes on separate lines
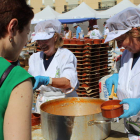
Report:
93,25,99,29
32,19,61,42
105,7,140,43
73,23,78,27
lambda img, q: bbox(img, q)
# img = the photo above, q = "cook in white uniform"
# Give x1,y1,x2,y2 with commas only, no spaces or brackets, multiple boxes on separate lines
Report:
90,25,102,39
28,19,79,113
104,25,109,39
105,7,140,140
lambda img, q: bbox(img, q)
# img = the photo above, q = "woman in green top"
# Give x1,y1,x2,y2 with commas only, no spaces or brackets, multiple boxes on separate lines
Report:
0,0,34,140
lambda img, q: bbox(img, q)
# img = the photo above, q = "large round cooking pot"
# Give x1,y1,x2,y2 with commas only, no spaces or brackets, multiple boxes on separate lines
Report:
40,97,111,140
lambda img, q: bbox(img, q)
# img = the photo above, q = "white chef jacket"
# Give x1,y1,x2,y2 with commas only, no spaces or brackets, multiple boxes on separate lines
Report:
104,28,109,36
90,29,102,39
28,47,79,113
117,50,140,140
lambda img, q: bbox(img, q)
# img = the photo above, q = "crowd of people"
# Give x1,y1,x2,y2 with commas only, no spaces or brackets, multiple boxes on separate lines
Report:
62,22,109,40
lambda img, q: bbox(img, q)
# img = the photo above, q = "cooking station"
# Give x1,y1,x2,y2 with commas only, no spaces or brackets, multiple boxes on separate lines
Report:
32,97,128,140
32,119,128,140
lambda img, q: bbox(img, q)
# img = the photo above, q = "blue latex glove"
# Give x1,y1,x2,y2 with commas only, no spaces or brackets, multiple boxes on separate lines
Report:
119,98,140,118
105,73,118,96
33,76,50,90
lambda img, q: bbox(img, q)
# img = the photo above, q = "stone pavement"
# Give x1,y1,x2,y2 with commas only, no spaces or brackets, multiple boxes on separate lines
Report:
105,118,129,140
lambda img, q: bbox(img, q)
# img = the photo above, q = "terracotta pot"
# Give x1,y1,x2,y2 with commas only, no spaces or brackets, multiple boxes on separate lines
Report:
101,39,105,43
81,83,89,88
81,92,87,95
83,53,91,57
94,66,100,70
32,113,41,126
77,39,85,45
82,73,87,76
83,62,91,65
84,66,92,69
70,39,77,44
85,39,93,45
93,39,101,44
83,50,91,53
83,58,90,61
84,45,92,49
94,51,100,55
120,48,125,52
101,100,123,119
63,39,70,44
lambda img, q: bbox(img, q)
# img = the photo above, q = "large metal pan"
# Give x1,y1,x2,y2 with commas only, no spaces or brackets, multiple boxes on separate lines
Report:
40,97,111,140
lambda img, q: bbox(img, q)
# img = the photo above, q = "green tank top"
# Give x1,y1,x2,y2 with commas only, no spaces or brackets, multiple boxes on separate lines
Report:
0,57,35,140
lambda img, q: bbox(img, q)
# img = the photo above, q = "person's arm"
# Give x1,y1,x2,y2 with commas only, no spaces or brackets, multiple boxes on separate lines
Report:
4,78,33,140
64,33,67,39
104,35,107,39
33,76,71,90
68,31,72,39
51,77,71,89
78,33,80,39
77,27,81,39
33,51,78,92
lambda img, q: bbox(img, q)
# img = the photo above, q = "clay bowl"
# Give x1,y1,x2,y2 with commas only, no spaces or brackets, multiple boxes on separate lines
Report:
70,39,77,44
85,39,93,45
77,39,85,45
63,39,70,44
32,113,41,126
101,100,123,119
101,39,105,43
120,48,125,52
93,39,101,44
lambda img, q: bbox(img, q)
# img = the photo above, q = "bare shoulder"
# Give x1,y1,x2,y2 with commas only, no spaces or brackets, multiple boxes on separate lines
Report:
4,78,33,140
6,78,33,110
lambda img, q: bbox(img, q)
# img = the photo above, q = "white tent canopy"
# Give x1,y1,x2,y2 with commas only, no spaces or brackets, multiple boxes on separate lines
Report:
58,2,97,19
31,5,60,24
96,0,138,18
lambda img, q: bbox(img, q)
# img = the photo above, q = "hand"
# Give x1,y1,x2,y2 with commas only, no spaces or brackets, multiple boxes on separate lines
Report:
119,98,140,118
105,73,118,95
33,76,50,90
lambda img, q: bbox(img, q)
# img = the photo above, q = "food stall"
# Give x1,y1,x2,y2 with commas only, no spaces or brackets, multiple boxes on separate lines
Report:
21,39,128,140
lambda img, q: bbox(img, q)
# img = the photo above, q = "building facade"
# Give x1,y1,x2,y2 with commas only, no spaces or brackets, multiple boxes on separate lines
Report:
27,0,140,14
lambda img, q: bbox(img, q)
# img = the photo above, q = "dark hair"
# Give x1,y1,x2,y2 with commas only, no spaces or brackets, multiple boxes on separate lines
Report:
104,22,106,25
88,26,92,31
64,27,69,31
0,0,34,39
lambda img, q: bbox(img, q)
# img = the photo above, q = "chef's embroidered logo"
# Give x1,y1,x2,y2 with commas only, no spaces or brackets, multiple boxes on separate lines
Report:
55,67,60,78
92,31,95,36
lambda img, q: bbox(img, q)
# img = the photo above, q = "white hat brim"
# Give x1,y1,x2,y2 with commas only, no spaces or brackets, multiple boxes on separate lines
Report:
32,32,54,42
104,28,132,43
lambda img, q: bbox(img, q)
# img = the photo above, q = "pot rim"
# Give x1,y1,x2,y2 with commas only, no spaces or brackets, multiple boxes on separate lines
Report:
101,100,123,111
40,97,105,117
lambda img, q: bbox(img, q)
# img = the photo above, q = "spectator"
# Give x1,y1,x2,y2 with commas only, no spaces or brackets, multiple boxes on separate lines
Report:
64,27,72,39
87,26,93,36
90,25,102,39
73,23,82,39
0,0,34,140
104,24,109,39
